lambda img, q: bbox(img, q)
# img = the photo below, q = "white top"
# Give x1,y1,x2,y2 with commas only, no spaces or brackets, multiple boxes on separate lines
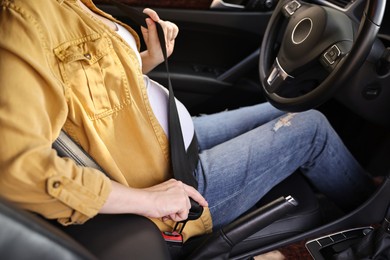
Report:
115,23,195,150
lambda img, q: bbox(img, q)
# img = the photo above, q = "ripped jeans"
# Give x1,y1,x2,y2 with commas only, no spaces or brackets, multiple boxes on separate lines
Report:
192,102,375,230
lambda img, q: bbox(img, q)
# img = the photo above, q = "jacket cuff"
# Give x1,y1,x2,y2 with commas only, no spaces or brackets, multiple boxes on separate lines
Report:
46,171,111,225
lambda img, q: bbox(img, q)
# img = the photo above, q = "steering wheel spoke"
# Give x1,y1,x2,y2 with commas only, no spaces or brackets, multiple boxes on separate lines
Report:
265,58,294,93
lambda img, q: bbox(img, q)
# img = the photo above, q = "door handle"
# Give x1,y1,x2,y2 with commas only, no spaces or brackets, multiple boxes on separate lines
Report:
210,0,245,10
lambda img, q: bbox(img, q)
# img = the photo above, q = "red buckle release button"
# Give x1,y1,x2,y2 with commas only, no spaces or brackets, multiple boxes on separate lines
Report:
162,231,183,243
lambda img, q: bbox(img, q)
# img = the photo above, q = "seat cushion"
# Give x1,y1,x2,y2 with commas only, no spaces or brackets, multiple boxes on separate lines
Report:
50,214,171,260
0,197,95,260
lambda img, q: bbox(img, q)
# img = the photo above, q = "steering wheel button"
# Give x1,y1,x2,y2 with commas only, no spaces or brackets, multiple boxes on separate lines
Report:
284,0,301,16
323,45,341,65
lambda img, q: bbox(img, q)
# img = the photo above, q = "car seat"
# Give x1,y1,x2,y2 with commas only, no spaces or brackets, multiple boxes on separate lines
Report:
0,172,321,260
0,196,171,260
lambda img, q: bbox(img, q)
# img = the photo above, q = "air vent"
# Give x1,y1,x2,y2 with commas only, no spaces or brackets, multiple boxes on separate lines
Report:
326,0,351,8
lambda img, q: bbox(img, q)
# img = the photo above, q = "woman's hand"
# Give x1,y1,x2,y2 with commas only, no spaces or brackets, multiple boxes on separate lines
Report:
140,8,179,74
100,179,208,223
143,179,208,222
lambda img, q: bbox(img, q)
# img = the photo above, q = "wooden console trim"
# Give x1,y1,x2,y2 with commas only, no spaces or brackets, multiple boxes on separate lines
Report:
94,0,213,10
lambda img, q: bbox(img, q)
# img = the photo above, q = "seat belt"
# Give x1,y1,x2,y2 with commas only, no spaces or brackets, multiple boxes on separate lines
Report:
53,130,105,174
110,0,199,189
108,2,204,223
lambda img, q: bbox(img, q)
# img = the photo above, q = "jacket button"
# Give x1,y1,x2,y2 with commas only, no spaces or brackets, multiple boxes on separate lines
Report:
52,181,61,188
84,53,92,60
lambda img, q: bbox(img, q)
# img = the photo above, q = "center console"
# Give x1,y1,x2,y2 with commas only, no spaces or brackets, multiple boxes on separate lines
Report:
305,226,374,259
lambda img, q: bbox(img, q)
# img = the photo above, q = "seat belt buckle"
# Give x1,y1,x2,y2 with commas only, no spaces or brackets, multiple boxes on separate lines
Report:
161,200,204,244
162,230,183,245
162,220,187,245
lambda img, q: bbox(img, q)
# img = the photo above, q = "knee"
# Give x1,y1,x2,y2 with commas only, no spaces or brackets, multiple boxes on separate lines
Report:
297,110,336,142
300,110,330,128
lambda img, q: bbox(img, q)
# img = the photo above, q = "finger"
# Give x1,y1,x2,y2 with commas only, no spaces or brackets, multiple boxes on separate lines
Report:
167,21,179,41
184,184,209,207
172,23,179,40
140,23,149,43
159,21,178,42
171,191,191,222
142,18,158,45
169,214,180,222
143,8,160,22
156,21,170,45
169,209,188,222
162,21,173,42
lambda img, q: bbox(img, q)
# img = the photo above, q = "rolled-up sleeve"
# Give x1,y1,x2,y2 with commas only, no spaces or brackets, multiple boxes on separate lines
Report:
47,170,111,225
0,2,111,225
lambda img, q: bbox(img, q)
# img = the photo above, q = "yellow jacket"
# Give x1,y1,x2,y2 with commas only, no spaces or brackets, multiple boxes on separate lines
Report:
0,0,212,240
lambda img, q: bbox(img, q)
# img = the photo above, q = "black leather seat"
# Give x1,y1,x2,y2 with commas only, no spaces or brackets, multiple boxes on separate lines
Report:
0,197,95,260
0,172,321,259
0,197,170,260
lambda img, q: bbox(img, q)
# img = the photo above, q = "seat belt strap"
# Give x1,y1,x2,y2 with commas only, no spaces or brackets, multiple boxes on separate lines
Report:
53,130,106,174
110,0,199,189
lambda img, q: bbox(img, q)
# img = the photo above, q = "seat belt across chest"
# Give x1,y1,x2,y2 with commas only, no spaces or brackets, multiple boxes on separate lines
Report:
110,1,200,190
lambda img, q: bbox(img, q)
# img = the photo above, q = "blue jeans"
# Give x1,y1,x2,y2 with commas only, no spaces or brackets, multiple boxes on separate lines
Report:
193,102,375,230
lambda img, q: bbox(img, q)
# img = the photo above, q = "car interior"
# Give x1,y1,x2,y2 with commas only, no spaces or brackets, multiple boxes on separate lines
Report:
1,0,390,259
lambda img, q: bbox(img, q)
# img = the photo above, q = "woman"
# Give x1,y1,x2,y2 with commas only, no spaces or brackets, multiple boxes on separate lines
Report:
0,0,376,244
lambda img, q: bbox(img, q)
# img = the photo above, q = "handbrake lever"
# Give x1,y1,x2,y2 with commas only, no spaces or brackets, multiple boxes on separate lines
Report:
187,196,298,260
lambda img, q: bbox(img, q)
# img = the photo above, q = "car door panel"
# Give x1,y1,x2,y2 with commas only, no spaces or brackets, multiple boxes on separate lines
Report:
97,1,272,114
96,0,213,10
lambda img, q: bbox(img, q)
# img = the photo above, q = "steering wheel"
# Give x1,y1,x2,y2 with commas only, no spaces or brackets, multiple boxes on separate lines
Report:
259,0,386,112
